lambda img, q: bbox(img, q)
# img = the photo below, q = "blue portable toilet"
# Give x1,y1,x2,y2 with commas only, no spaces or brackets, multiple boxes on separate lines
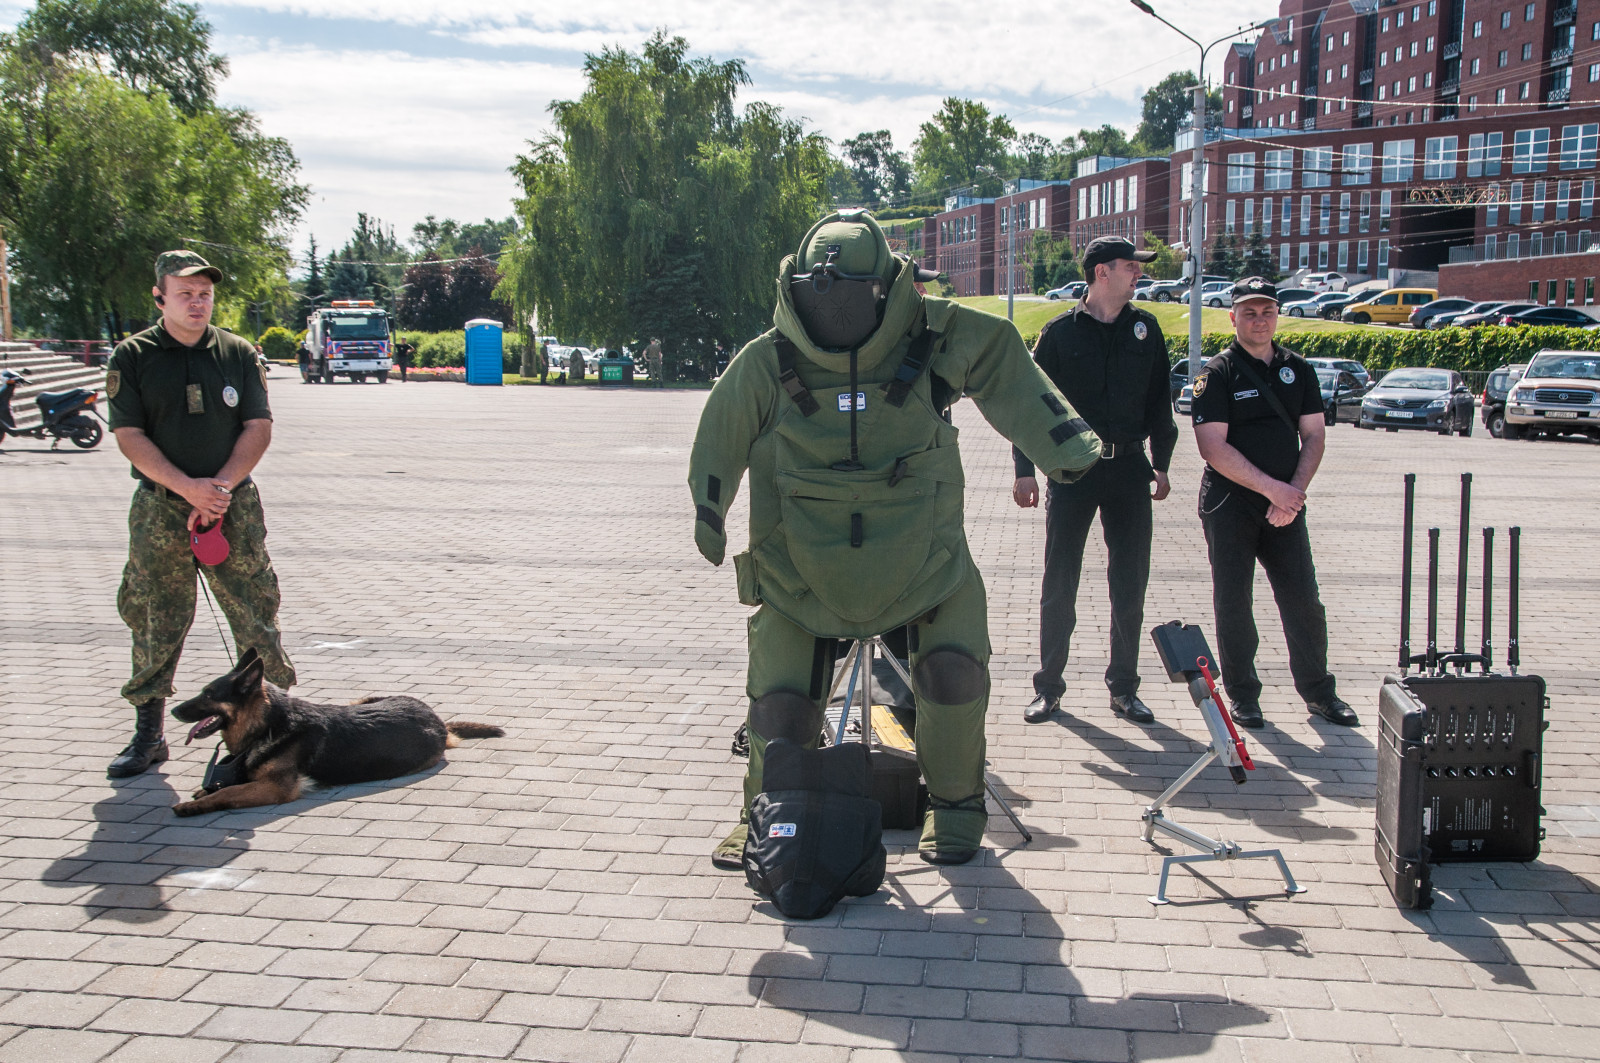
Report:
463,319,503,386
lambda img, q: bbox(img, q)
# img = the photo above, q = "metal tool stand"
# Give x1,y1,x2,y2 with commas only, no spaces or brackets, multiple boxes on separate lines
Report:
1141,676,1306,905
826,636,1032,844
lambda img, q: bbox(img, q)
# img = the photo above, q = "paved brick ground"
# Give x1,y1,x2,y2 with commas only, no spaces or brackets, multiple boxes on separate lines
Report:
0,373,1595,1062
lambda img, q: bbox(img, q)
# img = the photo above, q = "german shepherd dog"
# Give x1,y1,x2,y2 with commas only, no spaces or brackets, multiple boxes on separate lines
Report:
168,648,504,817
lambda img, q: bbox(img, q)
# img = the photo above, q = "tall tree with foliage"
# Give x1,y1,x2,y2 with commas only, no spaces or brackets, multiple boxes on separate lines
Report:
911,98,1016,200
1134,71,1222,153
500,32,830,369
0,0,304,338
838,130,910,208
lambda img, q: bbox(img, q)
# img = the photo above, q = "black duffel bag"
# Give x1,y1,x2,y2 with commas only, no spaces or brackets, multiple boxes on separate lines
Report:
744,739,886,919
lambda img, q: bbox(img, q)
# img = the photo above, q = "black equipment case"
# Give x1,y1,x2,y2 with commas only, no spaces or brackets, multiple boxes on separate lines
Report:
1376,474,1549,909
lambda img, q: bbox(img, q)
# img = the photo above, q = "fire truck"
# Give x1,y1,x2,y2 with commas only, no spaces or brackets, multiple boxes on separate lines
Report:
302,300,393,383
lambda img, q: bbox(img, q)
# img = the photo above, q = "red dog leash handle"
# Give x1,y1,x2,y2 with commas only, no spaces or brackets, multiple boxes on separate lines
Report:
1197,656,1255,771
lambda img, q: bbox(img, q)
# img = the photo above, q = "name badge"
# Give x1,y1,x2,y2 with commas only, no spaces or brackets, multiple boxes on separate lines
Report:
1234,388,1259,400
222,385,239,408
837,392,866,412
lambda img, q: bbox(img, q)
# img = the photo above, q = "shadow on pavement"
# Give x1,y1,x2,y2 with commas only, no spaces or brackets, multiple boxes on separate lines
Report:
742,857,1277,1058
41,759,446,919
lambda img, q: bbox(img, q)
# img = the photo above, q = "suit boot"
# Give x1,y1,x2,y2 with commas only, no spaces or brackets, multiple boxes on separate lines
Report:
108,699,168,778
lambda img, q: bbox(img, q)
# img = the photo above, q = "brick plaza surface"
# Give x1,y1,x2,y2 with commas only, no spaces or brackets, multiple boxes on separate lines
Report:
0,373,1596,1062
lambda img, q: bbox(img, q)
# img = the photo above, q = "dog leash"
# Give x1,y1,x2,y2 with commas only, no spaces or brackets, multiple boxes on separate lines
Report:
193,558,235,667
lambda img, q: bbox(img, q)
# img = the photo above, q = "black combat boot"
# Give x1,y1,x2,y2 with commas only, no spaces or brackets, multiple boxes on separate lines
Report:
107,699,169,778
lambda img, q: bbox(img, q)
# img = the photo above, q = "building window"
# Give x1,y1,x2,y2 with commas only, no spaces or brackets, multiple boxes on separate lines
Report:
1338,241,1349,270
1304,147,1333,187
1424,136,1459,180
1358,240,1370,270
1340,192,1352,233
1298,242,1311,268
1382,140,1416,182
1378,238,1390,268
1380,190,1393,231
1320,193,1332,234
1513,129,1550,174
1359,190,1372,233
1510,181,1524,224
1265,149,1293,190
1318,241,1330,268
1560,124,1600,170
1342,143,1373,185
1227,152,1256,192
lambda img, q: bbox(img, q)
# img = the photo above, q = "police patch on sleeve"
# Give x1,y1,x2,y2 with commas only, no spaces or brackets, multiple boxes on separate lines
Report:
1192,372,1208,397
105,370,120,400
1133,321,1148,341
1279,365,1295,384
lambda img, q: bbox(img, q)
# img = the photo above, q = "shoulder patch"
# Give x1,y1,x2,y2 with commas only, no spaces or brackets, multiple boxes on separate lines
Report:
1192,372,1208,397
105,370,121,400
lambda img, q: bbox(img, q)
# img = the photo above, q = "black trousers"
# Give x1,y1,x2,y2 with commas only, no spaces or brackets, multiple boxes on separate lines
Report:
1201,490,1336,706
1034,455,1153,700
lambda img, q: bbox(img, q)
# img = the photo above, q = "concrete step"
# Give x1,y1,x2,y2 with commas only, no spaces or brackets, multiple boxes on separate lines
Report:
3,349,106,433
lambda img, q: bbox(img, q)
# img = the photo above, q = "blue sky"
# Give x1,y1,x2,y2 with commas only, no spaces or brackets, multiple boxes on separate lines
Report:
2,1,1264,268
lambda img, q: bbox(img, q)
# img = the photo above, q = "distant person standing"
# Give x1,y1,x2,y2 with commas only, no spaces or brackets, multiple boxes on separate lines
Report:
393,338,414,382
104,250,297,777
1190,277,1356,730
1012,236,1177,726
645,337,664,387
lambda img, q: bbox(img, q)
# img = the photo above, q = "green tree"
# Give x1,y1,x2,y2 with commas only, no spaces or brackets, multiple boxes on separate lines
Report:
499,32,830,371
1141,232,1184,281
838,130,910,208
1134,71,1222,153
911,98,1016,200
4,0,227,115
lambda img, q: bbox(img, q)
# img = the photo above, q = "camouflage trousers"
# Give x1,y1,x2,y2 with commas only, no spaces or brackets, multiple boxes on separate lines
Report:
117,481,296,706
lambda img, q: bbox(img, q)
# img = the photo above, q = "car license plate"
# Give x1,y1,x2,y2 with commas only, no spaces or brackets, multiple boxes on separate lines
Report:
1547,410,1579,419
1388,410,1414,419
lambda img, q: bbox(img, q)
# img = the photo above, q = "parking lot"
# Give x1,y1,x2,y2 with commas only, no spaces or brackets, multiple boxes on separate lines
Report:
0,378,1595,1062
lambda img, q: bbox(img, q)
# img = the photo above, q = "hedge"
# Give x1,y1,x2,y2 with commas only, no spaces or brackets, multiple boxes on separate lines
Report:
395,330,527,373
1164,325,1600,373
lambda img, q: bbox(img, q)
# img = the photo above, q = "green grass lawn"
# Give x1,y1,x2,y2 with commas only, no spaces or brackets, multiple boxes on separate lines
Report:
951,295,1373,347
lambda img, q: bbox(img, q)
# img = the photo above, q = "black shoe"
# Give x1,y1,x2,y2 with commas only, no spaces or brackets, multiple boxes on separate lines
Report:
1109,694,1154,724
1229,700,1265,730
1307,696,1360,727
108,699,168,778
1023,694,1060,723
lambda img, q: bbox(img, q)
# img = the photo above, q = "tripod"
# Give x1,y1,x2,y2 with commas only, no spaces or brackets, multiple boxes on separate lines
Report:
824,636,1032,844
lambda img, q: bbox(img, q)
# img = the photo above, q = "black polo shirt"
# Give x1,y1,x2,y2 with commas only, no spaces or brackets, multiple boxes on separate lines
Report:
1012,300,1178,478
107,323,272,481
1191,339,1322,493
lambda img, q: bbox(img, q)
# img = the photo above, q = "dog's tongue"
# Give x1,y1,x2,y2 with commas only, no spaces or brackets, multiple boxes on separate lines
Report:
186,716,220,745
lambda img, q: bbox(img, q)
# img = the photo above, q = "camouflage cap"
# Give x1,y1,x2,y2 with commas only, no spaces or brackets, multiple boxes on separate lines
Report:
155,249,223,284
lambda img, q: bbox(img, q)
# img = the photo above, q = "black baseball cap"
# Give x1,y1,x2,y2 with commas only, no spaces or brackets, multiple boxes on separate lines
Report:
1231,276,1278,305
1082,236,1157,273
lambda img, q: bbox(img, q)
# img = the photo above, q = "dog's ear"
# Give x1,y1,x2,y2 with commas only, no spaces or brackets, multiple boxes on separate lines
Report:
233,651,265,696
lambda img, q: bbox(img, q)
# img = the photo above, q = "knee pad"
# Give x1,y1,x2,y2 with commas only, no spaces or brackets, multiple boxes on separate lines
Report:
749,690,824,744
913,647,988,705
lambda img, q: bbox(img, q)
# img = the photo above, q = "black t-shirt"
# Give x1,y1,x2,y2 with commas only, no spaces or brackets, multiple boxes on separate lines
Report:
1190,340,1322,502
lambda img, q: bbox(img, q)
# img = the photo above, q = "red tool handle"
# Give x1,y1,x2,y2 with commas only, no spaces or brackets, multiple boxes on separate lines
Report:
1197,656,1254,770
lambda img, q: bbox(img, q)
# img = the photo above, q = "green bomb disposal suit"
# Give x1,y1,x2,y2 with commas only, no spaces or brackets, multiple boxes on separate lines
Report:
107,323,297,705
689,212,1102,862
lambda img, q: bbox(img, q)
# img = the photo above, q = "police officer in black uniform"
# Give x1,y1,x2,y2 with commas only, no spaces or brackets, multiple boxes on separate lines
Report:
1013,236,1178,725
1190,277,1357,730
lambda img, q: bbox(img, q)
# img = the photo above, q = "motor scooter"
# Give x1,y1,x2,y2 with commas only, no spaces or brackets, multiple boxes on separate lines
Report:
0,368,105,449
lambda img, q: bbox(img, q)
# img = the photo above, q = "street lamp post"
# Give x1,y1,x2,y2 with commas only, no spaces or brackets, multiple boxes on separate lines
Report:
1129,1,1276,387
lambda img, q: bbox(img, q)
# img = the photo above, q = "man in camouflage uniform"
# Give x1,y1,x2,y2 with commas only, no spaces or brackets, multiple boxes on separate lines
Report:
690,211,1101,867
104,250,296,778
